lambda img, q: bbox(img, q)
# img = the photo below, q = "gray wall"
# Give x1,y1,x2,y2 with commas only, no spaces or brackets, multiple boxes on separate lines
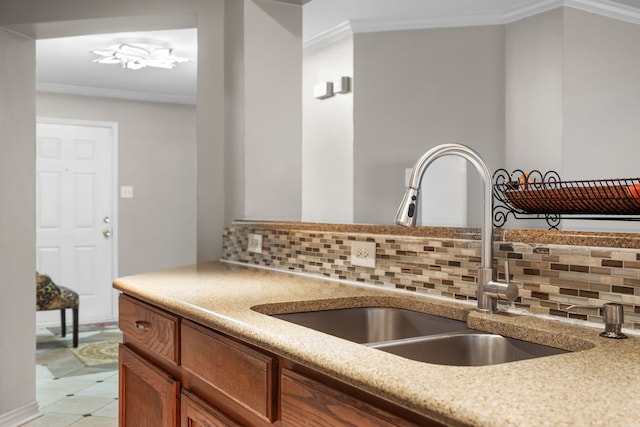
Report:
304,7,640,230
563,8,640,180
506,7,640,189
506,8,640,231
353,26,506,226
243,0,302,221
195,1,226,263
302,36,354,223
224,0,247,224
0,28,36,424
36,92,198,276
562,8,640,232
224,0,303,223
506,8,563,174
0,0,303,422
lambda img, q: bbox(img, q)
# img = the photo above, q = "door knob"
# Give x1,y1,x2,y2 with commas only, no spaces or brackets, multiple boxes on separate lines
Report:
103,230,111,238
103,216,111,223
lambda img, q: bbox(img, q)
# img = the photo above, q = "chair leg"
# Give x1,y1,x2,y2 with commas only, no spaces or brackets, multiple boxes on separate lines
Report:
72,308,79,348
60,309,66,337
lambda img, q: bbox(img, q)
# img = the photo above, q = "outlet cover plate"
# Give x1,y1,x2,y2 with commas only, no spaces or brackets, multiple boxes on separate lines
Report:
351,241,376,268
248,233,263,254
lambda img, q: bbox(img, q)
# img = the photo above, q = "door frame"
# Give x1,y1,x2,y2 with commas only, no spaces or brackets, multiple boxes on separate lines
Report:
36,116,120,320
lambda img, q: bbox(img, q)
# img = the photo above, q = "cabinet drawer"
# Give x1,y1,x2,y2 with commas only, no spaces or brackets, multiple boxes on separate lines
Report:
281,368,435,427
119,295,179,365
181,321,277,424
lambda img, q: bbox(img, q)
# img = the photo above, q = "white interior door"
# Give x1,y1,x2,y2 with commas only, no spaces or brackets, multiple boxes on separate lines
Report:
36,119,117,326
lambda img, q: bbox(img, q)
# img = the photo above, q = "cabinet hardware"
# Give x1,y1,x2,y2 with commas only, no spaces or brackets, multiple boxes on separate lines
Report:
134,320,151,330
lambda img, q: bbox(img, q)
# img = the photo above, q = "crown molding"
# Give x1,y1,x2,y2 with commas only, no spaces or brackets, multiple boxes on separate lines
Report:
565,0,640,24
502,0,563,23
303,20,353,54
270,0,311,4
303,0,640,53
37,82,196,105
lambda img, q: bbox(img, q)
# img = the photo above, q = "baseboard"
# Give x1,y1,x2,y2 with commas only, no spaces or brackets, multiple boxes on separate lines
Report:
0,401,41,427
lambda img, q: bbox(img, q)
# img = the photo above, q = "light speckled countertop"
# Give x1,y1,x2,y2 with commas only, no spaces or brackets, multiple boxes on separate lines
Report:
114,261,640,427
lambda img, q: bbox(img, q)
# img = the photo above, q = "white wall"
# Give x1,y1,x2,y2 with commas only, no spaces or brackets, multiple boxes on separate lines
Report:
36,92,198,276
302,36,354,223
505,9,563,174
195,0,226,263
563,8,640,180
224,0,303,223
353,26,505,226
243,0,302,221
0,29,37,425
562,8,640,232
504,7,640,231
224,0,247,224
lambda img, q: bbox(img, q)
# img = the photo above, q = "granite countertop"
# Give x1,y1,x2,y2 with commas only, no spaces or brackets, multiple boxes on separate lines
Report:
113,261,640,427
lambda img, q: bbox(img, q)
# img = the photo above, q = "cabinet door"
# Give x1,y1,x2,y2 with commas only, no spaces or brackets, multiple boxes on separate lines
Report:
281,368,440,427
181,321,277,425
181,389,242,427
119,344,180,427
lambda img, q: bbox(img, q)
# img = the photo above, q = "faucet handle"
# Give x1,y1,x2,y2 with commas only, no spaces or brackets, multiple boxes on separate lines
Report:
503,260,510,283
481,261,519,313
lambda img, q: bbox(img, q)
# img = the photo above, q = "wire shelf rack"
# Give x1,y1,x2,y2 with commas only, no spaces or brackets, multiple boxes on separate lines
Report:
492,169,640,229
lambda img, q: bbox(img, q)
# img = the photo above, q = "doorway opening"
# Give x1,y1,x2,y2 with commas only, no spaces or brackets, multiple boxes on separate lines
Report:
35,118,119,327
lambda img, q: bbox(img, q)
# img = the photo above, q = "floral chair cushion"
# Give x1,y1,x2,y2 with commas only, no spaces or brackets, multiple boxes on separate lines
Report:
36,273,79,311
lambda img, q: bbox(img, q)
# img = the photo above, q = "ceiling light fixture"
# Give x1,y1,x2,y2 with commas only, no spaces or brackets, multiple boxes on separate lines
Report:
91,42,191,70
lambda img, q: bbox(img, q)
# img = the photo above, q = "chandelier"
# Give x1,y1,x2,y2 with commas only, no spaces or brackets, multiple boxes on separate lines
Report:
91,42,191,70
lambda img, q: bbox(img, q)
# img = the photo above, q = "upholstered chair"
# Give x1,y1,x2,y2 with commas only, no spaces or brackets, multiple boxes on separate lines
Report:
36,273,79,347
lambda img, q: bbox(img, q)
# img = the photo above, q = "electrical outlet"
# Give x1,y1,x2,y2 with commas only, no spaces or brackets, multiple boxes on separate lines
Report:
351,241,376,268
248,233,263,254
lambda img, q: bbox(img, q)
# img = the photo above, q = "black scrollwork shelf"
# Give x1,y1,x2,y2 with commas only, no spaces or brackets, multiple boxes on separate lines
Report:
492,169,640,229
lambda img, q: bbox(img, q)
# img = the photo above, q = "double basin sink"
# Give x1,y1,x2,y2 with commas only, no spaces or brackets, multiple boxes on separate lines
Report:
272,307,568,366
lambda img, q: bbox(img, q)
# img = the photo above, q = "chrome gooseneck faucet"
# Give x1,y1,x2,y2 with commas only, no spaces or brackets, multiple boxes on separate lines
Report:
395,142,518,313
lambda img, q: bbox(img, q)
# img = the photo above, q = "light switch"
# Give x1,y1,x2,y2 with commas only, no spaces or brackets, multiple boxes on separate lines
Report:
120,186,134,198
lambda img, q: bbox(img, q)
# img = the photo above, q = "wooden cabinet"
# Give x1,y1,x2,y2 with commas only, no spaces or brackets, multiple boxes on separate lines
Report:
119,294,444,427
181,320,277,427
119,294,180,367
119,295,182,427
181,389,241,427
119,344,180,427
281,368,441,427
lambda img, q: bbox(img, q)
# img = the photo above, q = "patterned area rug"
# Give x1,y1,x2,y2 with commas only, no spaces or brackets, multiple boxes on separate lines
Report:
68,339,120,366
37,330,122,378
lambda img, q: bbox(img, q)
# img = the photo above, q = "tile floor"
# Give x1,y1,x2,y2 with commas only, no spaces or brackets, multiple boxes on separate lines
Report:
22,327,121,427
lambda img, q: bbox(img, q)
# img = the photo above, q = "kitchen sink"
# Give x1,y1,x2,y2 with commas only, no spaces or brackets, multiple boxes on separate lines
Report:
370,332,568,366
271,306,570,366
272,307,471,344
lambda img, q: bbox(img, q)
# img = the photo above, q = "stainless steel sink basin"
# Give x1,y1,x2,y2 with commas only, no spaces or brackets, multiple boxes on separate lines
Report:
271,307,569,366
272,307,471,344
370,332,568,366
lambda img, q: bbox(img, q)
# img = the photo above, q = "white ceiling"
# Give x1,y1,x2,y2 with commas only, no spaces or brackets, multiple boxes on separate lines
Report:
35,0,640,105
37,28,198,104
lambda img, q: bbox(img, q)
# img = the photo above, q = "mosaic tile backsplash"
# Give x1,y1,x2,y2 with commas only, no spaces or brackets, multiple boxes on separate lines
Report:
222,222,640,329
